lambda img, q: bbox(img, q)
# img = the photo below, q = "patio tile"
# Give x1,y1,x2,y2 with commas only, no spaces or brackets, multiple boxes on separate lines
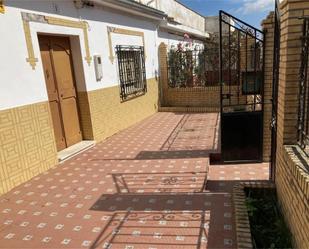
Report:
0,112,269,248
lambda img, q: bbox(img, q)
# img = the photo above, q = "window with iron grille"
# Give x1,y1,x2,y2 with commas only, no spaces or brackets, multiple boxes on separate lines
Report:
115,45,147,101
298,18,309,157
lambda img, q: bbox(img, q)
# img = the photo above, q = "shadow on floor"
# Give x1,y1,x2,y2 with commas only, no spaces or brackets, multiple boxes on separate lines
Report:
134,150,217,160
89,176,270,249
110,171,208,194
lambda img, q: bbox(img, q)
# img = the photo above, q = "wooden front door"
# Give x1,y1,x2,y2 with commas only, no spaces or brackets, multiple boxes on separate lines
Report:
39,35,82,151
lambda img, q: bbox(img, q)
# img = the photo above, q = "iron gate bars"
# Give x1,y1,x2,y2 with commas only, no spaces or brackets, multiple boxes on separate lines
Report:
219,10,265,113
168,48,203,88
270,0,281,181
298,18,309,156
116,45,147,101
270,0,281,180
167,46,223,88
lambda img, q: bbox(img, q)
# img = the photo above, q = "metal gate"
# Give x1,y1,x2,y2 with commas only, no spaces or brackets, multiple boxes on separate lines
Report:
270,0,281,180
219,11,265,162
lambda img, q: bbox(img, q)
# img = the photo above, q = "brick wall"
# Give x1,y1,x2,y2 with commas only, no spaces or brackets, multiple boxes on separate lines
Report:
158,42,247,111
275,0,309,247
262,12,275,162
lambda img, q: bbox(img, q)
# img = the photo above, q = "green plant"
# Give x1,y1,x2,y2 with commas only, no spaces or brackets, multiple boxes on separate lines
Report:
245,188,293,249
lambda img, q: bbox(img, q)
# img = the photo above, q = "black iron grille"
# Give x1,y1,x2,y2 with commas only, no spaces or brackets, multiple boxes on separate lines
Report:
219,10,264,113
298,18,309,156
116,45,147,101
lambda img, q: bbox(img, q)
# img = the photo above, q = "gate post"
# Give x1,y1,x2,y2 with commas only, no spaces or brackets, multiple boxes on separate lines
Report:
261,12,275,162
158,42,168,107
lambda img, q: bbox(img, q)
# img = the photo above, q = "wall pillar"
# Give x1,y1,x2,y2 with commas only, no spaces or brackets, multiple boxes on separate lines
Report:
262,12,275,161
158,42,168,107
277,0,306,147
275,0,309,248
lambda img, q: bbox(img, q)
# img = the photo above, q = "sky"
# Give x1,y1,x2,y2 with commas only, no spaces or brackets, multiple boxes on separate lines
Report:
178,0,275,28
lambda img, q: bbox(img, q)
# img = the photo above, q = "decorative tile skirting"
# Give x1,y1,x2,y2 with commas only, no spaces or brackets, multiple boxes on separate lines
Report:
233,181,275,249
0,101,58,195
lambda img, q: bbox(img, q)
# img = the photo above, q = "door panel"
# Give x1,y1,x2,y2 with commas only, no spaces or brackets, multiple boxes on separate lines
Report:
39,36,66,151
60,98,82,146
221,112,263,162
50,36,82,147
39,35,82,150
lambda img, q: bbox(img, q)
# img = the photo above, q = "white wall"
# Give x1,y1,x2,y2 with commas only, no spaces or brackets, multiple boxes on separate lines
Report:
135,0,206,33
0,0,159,111
157,0,205,32
158,30,204,50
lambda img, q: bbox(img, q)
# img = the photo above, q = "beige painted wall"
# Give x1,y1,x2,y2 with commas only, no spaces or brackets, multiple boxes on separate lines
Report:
81,78,159,142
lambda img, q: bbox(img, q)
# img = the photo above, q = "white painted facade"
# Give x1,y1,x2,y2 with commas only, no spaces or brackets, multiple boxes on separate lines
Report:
0,0,207,111
0,1,159,110
136,0,206,33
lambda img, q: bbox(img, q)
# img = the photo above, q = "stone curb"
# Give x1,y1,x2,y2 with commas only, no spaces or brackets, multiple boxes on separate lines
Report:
233,181,275,249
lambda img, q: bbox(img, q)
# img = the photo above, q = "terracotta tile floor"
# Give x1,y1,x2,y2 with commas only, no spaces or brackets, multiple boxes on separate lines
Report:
0,112,269,249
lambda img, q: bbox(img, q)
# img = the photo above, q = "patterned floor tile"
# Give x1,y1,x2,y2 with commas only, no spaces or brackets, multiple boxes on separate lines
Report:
0,112,269,249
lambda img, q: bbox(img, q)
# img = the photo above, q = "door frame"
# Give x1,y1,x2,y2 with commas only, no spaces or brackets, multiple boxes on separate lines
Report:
38,33,84,150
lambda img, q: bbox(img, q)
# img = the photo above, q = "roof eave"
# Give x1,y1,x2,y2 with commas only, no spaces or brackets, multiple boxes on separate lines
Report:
87,0,167,21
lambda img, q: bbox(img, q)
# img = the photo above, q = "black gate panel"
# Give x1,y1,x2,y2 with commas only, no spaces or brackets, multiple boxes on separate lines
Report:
222,112,263,162
219,11,265,162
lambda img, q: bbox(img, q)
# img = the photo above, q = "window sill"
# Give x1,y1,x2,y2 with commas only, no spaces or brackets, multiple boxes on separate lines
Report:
283,146,309,199
120,90,146,103
285,145,309,175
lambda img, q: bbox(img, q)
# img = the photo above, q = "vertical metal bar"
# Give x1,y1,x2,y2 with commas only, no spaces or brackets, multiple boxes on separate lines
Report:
133,49,137,92
124,49,127,97
117,46,125,100
270,0,281,181
301,22,309,147
128,49,132,95
141,46,147,92
219,11,223,114
228,24,231,106
260,32,266,162
126,49,130,96
137,49,140,90
245,32,248,105
253,30,257,111
137,48,142,91
128,50,132,95
123,49,127,97
237,30,241,105
305,80,309,140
